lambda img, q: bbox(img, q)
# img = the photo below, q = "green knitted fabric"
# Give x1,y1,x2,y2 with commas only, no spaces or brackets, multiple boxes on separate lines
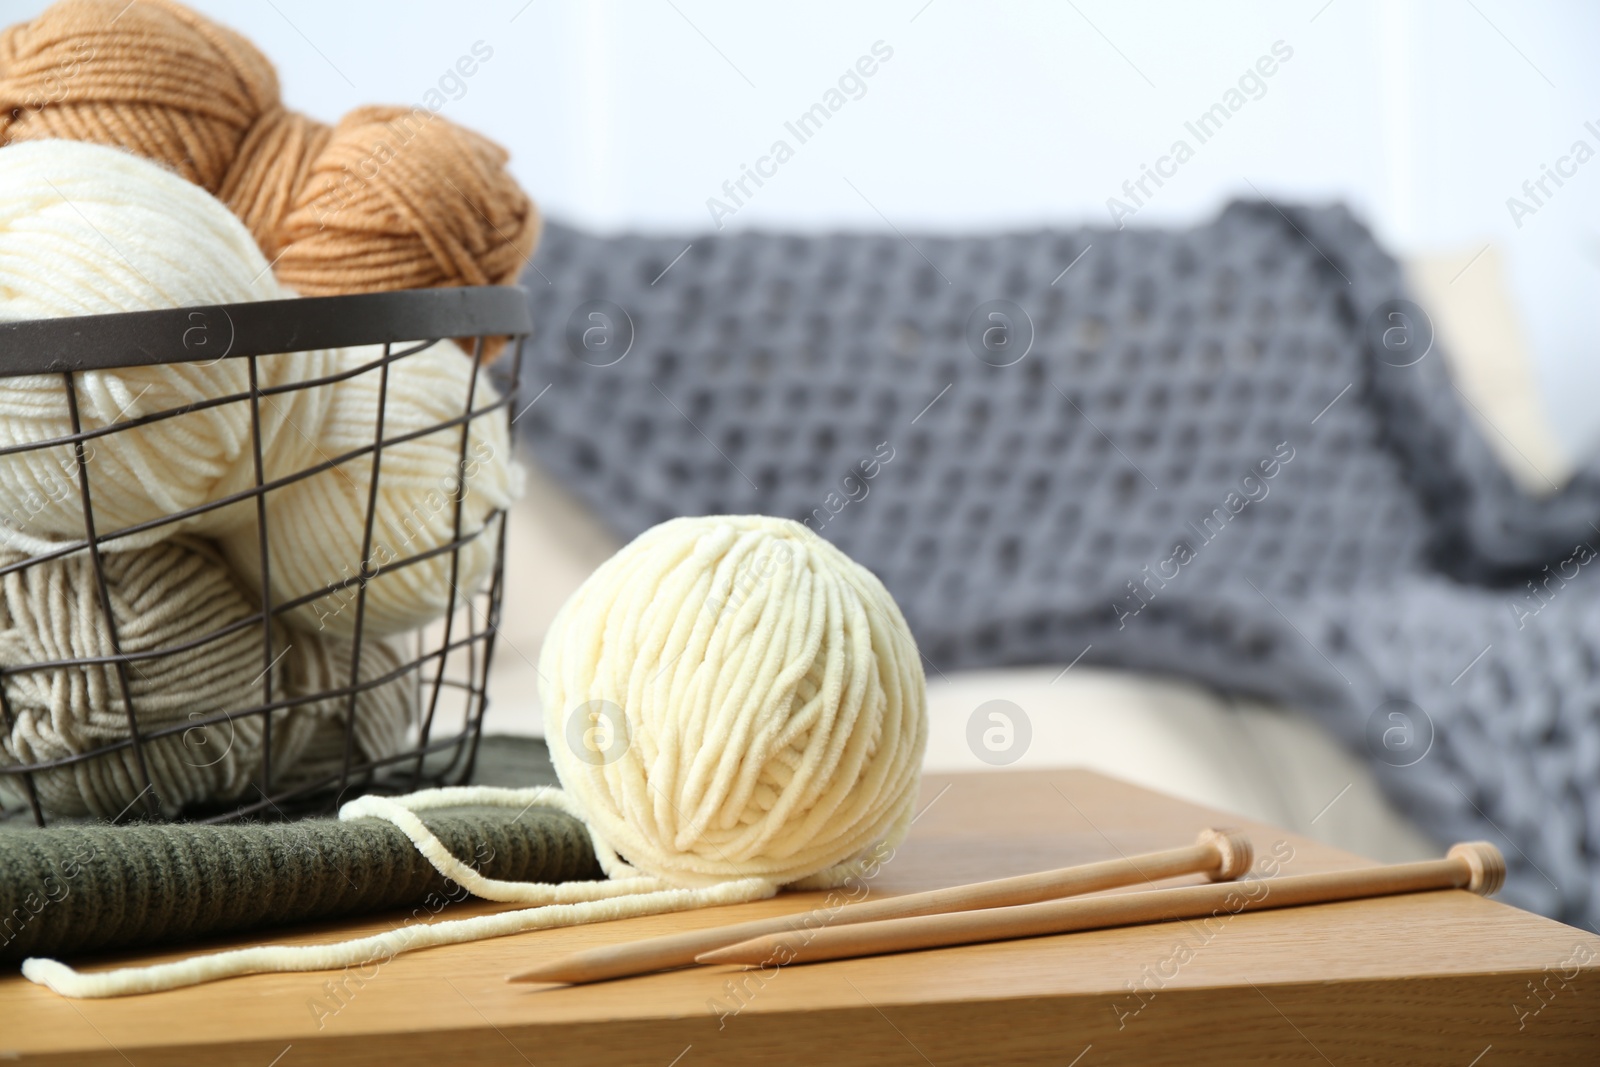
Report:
0,806,601,962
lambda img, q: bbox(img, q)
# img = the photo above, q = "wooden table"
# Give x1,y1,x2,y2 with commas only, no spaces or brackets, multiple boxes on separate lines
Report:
2,769,1596,1065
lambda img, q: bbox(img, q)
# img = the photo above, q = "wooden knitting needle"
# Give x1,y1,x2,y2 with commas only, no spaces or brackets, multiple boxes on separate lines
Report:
507,827,1251,985
696,841,1506,969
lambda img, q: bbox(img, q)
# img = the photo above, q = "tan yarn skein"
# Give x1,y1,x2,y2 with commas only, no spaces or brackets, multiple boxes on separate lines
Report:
0,539,415,818
0,0,539,318
0,0,277,192
273,106,535,296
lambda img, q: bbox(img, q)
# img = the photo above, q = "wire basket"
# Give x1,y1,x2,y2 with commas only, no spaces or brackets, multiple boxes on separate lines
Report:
0,286,531,827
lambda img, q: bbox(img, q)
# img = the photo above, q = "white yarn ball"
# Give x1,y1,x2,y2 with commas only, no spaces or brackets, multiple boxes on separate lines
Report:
217,339,519,637
0,140,338,551
540,515,928,889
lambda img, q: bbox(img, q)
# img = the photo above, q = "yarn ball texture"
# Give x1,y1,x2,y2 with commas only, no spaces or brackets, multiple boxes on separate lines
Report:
0,0,539,307
218,338,520,637
0,538,414,818
0,139,337,551
540,515,928,889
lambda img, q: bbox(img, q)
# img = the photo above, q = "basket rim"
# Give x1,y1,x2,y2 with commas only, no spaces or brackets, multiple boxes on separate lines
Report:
0,285,532,378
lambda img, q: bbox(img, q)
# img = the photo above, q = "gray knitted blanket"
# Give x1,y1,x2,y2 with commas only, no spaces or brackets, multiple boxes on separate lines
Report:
518,204,1600,927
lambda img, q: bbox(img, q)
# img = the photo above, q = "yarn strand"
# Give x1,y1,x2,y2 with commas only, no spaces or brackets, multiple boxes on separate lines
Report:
21,785,778,998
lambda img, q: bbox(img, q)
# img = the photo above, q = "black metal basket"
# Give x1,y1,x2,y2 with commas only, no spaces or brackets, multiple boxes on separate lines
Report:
0,286,531,826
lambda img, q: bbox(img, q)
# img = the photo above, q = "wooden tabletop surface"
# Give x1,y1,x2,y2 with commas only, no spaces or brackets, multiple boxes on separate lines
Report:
2,768,1595,1065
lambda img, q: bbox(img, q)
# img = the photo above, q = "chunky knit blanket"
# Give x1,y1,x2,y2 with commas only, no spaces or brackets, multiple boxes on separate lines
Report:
519,204,1600,927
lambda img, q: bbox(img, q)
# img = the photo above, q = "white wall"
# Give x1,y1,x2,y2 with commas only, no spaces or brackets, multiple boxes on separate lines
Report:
3,0,1597,454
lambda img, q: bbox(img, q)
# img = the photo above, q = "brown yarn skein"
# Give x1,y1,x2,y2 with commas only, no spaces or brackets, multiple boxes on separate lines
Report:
0,0,538,314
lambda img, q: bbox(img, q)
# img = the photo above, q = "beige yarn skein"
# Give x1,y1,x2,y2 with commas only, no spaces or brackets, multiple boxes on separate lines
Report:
0,539,415,818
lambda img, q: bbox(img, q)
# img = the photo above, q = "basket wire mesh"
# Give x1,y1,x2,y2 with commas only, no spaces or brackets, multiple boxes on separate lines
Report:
0,287,530,826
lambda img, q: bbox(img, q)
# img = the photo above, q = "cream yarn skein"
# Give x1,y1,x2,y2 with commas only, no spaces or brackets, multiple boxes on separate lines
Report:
541,514,928,888
0,140,337,550
217,338,519,637
0,538,414,818
23,516,929,997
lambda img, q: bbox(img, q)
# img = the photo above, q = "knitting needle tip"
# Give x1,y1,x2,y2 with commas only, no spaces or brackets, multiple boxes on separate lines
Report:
693,944,755,966
505,964,571,985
